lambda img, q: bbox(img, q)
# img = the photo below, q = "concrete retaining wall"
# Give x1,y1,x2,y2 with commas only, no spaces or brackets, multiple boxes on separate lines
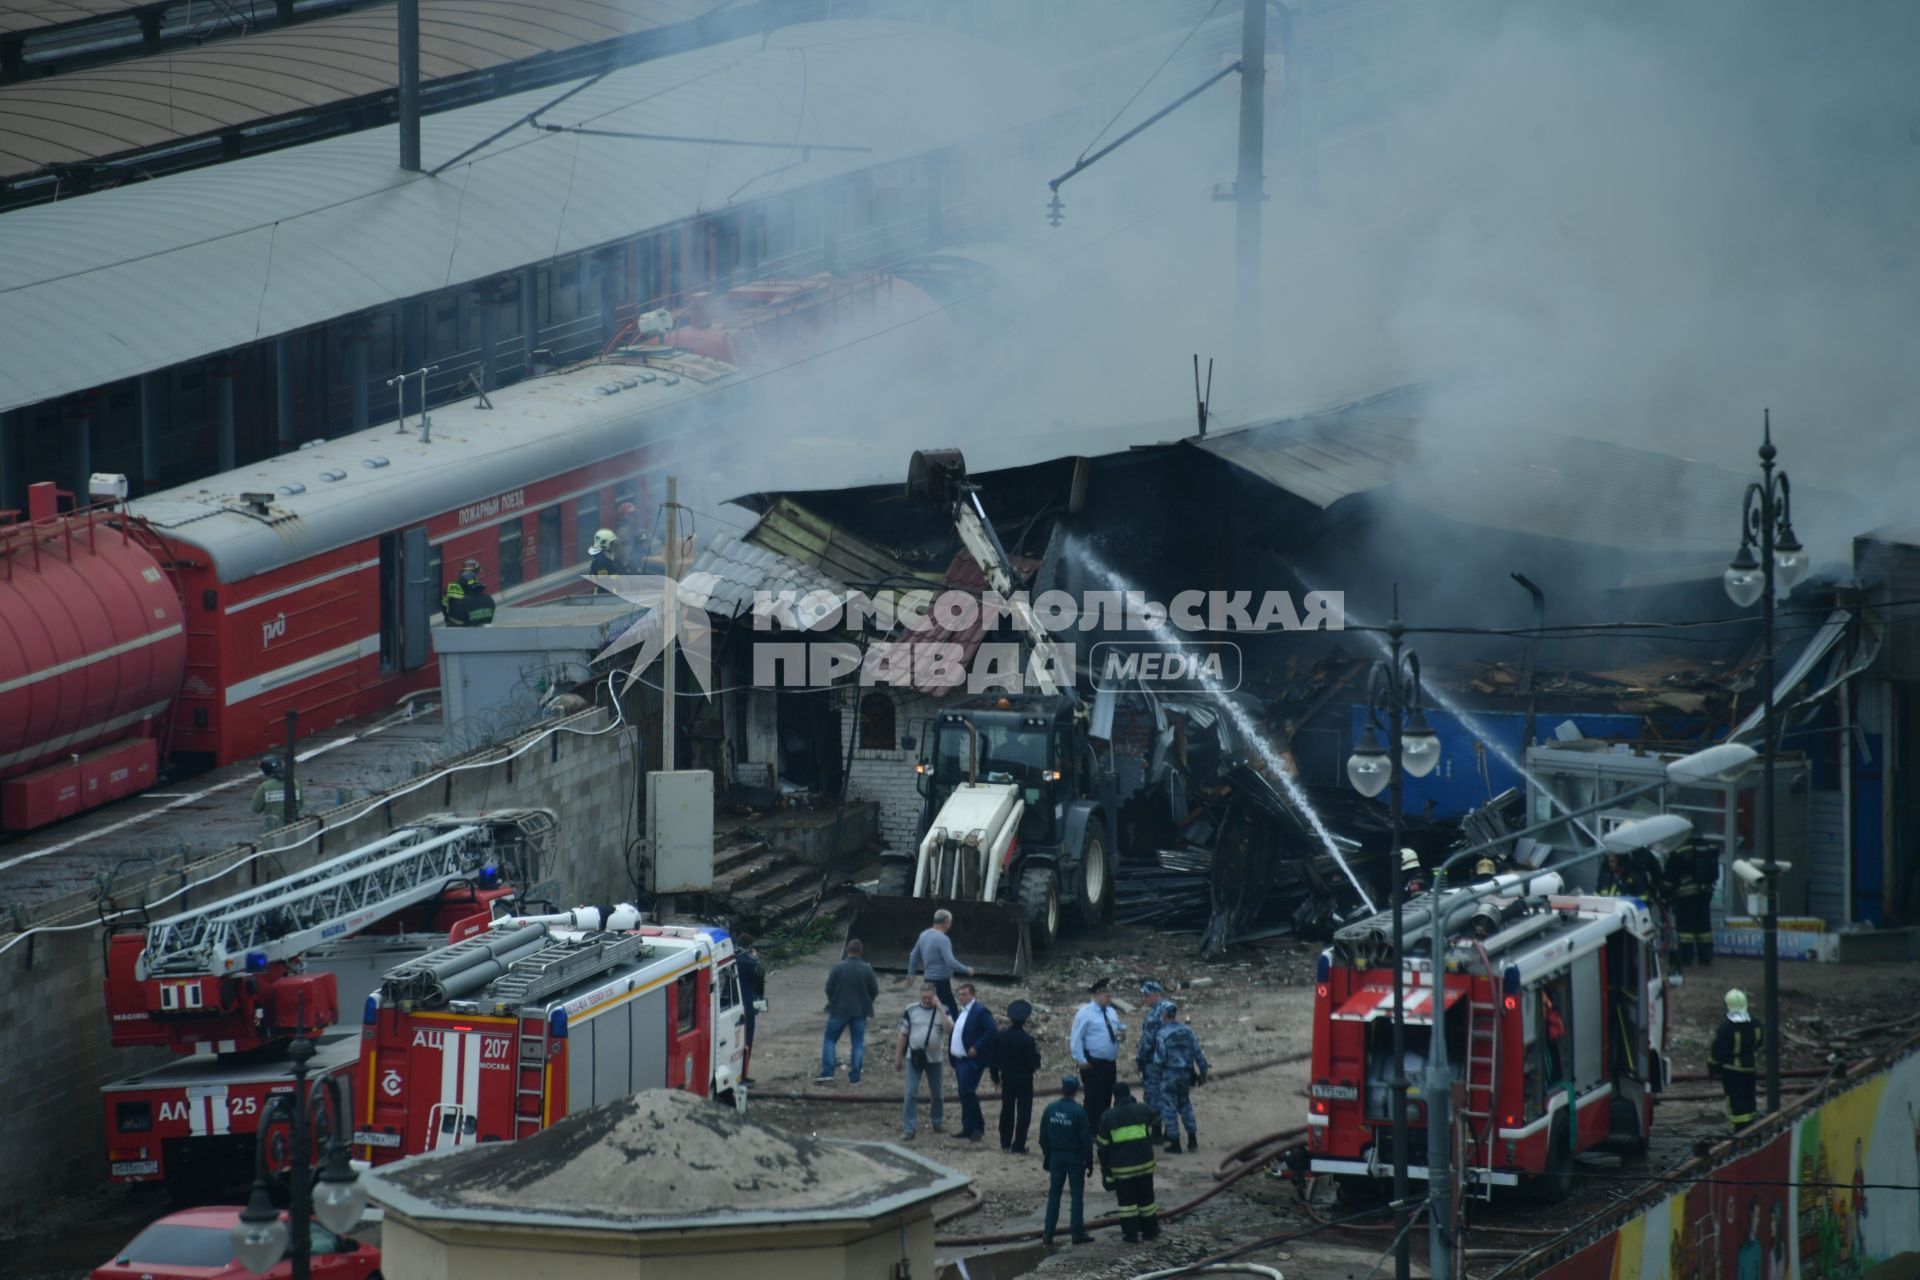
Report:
0,708,637,1216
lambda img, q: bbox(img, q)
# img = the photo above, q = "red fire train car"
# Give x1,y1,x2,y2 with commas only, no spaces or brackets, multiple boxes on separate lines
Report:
0,272,932,829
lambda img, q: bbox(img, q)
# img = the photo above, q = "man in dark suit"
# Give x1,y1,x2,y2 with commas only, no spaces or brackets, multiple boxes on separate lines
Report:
949,982,998,1141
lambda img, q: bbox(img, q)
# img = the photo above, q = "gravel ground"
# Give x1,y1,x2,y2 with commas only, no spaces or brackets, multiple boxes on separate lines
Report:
745,925,1920,1279
11,927,1910,1280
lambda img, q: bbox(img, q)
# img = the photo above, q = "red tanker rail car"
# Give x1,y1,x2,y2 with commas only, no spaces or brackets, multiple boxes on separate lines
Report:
0,486,185,829
1307,873,1670,1202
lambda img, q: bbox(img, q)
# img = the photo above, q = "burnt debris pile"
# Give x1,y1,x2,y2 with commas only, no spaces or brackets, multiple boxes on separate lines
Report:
1108,697,1396,956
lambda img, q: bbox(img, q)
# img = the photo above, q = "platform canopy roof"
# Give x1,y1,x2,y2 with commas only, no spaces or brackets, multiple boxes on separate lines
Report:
0,18,1074,414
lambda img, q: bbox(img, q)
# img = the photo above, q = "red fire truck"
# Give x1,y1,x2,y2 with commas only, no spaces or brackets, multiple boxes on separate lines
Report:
100,818,534,1192
353,913,747,1163
1306,871,1671,1202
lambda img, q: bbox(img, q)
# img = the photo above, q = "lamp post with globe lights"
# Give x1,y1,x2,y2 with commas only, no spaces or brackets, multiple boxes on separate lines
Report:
230,1035,367,1280
1345,587,1441,1280
1723,411,1807,1115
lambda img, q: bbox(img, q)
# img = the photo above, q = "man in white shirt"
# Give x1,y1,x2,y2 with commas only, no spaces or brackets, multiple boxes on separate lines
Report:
948,982,998,1142
895,982,954,1141
1070,977,1125,1132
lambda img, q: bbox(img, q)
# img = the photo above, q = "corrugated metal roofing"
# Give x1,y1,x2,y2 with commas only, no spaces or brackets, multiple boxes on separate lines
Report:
1186,384,1842,554
1186,386,1421,509
0,0,148,37
0,0,721,179
744,496,940,594
0,19,1075,414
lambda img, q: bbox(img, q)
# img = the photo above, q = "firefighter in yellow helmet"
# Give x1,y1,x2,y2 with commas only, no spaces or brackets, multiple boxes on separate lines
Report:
587,528,621,591
1398,848,1429,897
1709,988,1763,1131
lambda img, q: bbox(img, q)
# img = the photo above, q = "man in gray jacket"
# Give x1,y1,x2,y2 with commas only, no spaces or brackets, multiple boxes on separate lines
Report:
906,909,973,1017
819,938,880,1084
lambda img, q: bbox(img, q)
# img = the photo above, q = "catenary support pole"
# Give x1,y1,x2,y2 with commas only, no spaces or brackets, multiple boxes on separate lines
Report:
397,0,421,172
1235,0,1266,359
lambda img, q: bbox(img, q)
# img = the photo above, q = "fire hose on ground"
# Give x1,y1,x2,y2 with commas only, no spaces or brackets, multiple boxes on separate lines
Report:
900,1056,1851,1253
777,1049,1312,1107
934,1133,1292,1247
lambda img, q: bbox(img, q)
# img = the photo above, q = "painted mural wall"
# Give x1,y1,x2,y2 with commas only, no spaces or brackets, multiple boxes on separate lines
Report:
1540,1044,1920,1280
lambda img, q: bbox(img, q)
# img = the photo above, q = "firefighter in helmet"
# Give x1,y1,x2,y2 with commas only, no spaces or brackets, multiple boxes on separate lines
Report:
1709,988,1763,1131
1399,848,1430,897
1096,1081,1163,1242
441,560,495,626
1597,851,1650,898
248,756,302,830
587,529,621,590
1472,856,1500,882
613,501,650,572
1665,837,1720,967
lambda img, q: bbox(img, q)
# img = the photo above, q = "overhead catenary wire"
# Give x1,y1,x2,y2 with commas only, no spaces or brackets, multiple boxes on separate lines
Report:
1072,0,1228,165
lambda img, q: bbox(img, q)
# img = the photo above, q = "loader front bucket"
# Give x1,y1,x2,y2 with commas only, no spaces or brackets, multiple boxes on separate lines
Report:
844,896,1030,981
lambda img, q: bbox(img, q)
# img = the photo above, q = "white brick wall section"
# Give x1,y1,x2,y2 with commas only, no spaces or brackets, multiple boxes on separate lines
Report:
839,687,939,854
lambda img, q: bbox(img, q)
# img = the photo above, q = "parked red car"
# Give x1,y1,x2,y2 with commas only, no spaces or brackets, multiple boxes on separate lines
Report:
92,1206,380,1280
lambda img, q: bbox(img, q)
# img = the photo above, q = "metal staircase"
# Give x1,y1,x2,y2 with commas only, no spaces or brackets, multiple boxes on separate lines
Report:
139,825,486,976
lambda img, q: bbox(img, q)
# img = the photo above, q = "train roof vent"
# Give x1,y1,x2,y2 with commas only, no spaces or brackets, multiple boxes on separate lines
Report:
320,469,347,483
277,483,307,497
362,457,390,469
238,491,274,515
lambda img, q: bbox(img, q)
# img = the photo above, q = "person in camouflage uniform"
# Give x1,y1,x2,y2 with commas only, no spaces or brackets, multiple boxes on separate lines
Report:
1152,1000,1210,1153
1135,979,1166,1116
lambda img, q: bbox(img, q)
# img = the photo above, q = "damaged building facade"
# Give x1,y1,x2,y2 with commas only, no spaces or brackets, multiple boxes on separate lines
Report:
717,384,1912,956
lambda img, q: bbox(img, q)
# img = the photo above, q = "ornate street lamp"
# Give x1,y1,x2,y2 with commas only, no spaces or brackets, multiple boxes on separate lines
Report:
1723,410,1805,1114
231,1036,367,1279
1345,586,1439,1280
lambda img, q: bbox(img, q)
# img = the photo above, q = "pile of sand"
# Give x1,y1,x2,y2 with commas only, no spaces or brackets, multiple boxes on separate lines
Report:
389,1089,922,1221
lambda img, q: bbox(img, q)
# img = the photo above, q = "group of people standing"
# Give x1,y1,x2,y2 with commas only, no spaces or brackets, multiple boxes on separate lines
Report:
807,912,1213,1248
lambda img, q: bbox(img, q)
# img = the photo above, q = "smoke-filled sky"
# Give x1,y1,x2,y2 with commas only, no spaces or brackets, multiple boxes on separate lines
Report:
678,1,1919,568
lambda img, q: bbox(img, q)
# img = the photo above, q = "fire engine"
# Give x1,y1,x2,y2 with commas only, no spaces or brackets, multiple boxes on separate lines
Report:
100,816,541,1192
1306,870,1671,1202
353,908,747,1164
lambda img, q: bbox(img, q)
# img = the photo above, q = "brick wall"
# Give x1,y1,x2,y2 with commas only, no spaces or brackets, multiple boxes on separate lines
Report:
0,708,637,1217
841,688,939,854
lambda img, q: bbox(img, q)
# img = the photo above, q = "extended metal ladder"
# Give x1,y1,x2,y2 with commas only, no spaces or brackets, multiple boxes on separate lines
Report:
1460,941,1502,1199
140,825,487,977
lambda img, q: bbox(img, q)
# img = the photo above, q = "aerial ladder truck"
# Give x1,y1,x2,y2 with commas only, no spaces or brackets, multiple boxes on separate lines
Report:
100,816,542,1193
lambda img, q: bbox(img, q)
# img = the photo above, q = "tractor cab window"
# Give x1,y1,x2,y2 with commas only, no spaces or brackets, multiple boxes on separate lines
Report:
931,720,1049,788
929,716,1062,843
